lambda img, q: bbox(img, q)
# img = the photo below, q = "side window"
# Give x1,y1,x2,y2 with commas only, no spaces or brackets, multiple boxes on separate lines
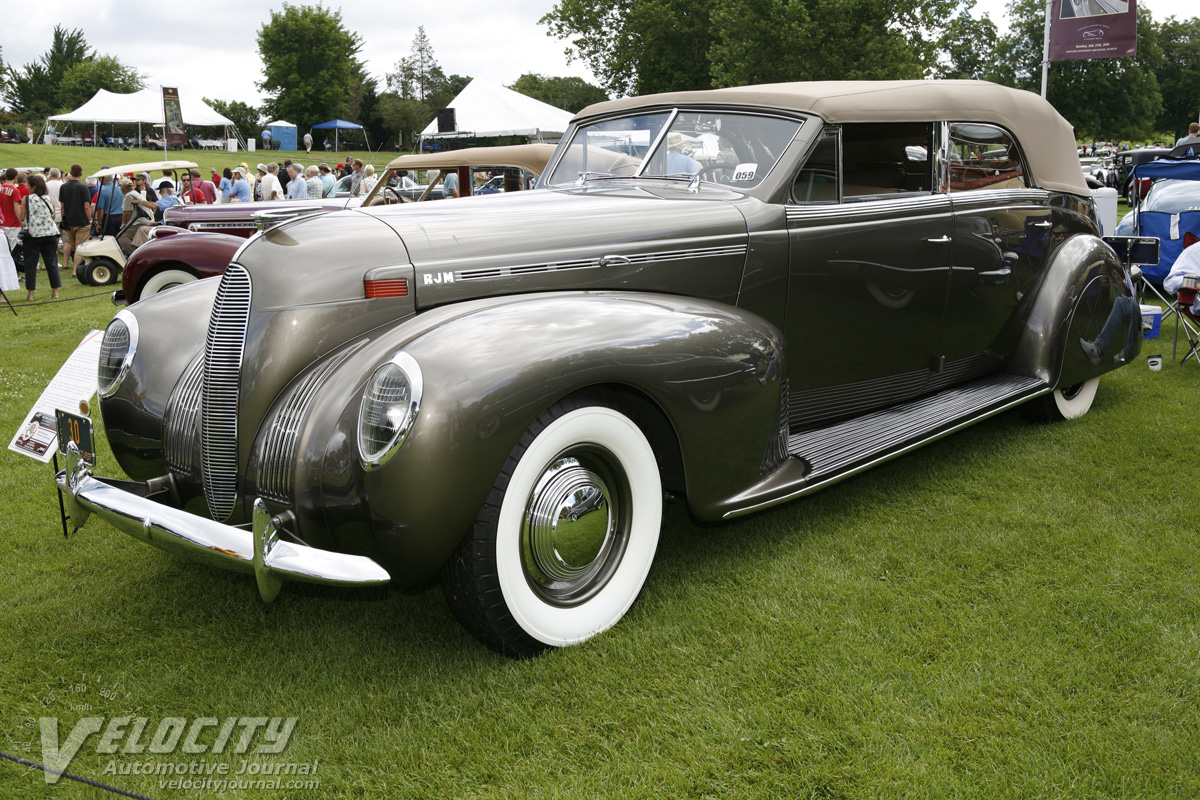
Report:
945,123,1028,192
841,123,933,198
791,132,838,203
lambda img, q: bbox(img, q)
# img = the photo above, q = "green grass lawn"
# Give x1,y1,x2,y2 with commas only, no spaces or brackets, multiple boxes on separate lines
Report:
0,142,396,181
1,282,1198,798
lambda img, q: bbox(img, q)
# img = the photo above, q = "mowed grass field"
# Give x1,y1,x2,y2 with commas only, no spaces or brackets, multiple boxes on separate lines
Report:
1,221,1199,797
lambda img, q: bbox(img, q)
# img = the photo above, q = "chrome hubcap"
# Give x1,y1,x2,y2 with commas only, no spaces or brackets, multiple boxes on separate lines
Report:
522,453,624,604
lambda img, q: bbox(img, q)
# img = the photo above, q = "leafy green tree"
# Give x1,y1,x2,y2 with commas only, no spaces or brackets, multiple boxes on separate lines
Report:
3,26,142,118
542,0,715,96
57,57,145,111
991,0,1162,141
257,4,367,131
1155,16,1200,139
936,9,1000,80
543,0,961,96
510,73,608,113
381,30,469,147
204,98,262,140
377,93,429,149
712,0,960,86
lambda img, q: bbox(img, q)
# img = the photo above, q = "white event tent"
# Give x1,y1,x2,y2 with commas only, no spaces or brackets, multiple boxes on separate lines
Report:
48,88,237,144
419,78,573,147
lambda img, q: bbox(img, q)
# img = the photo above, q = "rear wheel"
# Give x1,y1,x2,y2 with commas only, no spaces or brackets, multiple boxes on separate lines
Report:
138,268,197,301
442,397,662,657
1021,378,1099,423
79,257,120,286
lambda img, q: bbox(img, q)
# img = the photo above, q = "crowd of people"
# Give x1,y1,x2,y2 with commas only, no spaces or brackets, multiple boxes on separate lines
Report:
0,159,375,302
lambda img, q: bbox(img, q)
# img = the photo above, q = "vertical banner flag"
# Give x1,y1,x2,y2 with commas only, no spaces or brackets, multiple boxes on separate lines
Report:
162,87,186,149
1049,0,1137,61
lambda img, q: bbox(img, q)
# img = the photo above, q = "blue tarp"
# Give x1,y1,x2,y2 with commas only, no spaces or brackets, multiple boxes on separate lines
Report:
1130,159,1200,283
1130,159,1200,182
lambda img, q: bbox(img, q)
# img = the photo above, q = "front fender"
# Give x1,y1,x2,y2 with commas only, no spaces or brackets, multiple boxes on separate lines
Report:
1009,234,1137,389
300,292,785,584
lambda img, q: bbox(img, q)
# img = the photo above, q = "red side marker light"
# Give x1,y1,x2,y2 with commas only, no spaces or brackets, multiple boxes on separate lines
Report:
365,278,409,298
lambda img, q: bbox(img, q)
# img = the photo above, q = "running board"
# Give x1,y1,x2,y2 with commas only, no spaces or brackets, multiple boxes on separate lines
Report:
722,373,1048,518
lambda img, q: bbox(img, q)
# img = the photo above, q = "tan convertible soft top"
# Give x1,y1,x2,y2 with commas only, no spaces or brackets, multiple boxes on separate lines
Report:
386,144,556,176
577,81,1088,197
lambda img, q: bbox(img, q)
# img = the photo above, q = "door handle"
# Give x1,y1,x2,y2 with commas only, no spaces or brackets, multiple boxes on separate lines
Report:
925,235,952,244
1032,221,1053,228
599,254,632,267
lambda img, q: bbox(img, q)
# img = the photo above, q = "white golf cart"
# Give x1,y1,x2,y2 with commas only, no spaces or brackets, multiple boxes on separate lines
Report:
75,160,198,285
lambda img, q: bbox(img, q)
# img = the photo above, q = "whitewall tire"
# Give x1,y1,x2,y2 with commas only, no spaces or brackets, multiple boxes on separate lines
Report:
443,398,662,657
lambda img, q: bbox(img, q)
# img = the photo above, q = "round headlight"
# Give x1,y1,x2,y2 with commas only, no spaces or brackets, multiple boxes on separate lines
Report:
358,352,422,469
98,310,139,397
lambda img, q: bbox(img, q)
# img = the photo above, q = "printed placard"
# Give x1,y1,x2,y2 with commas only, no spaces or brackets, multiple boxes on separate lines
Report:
9,330,103,462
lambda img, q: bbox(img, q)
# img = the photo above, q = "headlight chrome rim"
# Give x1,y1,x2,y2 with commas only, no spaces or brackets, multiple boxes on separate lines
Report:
358,351,422,470
98,309,139,398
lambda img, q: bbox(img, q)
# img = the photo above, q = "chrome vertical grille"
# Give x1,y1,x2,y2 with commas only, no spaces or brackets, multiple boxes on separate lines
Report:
254,343,363,503
163,354,205,477
201,265,251,521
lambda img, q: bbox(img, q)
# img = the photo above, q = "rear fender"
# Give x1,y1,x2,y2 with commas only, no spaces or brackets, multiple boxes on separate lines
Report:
1008,234,1136,389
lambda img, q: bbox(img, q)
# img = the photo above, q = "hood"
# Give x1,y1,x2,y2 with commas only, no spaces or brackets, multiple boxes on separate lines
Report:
362,184,753,309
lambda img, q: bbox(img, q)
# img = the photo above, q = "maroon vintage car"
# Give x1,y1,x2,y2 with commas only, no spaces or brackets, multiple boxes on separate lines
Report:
117,228,245,303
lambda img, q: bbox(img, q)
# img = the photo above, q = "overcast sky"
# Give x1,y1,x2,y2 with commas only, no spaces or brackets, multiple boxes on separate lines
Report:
4,1,598,107
4,0,1197,111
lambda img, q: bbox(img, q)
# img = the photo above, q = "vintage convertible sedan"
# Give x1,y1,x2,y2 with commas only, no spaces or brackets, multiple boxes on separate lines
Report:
60,81,1145,657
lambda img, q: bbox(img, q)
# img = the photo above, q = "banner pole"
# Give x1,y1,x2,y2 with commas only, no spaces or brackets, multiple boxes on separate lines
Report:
1041,0,1052,98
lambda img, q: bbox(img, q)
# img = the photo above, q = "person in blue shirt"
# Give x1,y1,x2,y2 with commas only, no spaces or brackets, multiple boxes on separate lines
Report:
95,175,126,236
319,163,335,197
229,167,253,203
665,133,699,175
155,181,183,219
286,164,308,200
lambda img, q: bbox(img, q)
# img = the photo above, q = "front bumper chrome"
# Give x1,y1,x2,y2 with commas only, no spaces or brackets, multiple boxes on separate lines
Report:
55,444,390,601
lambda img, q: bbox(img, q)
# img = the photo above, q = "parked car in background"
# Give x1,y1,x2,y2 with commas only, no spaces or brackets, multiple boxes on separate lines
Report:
1114,146,1173,200
117,146,555,303
62,81,1147,657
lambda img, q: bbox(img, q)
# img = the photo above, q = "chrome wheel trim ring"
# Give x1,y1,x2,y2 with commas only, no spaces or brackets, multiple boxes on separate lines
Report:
521,450,627,606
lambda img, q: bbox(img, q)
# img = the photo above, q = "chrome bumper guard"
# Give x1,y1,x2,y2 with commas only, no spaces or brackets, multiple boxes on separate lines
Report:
55,444,390,601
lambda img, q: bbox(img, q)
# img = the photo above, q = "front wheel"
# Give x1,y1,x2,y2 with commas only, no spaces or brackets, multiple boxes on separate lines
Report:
442,398,663,657
1021,378,1099,423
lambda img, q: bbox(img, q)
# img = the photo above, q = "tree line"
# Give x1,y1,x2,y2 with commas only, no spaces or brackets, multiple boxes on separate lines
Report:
3,2,1198,147
542,0,1200,142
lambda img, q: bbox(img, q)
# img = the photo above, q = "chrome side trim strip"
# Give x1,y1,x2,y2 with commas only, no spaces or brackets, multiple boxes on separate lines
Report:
787,195,952,224
453,243,748,283
949,189,1049,210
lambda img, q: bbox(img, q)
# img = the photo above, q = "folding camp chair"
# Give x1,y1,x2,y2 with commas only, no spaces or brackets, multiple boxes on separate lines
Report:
1176,282,1200,365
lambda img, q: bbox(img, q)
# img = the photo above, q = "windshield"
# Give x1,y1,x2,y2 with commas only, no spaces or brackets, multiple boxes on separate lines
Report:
545,110,803,190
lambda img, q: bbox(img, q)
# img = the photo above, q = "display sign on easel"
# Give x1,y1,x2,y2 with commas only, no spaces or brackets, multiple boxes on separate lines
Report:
9,330,103,463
